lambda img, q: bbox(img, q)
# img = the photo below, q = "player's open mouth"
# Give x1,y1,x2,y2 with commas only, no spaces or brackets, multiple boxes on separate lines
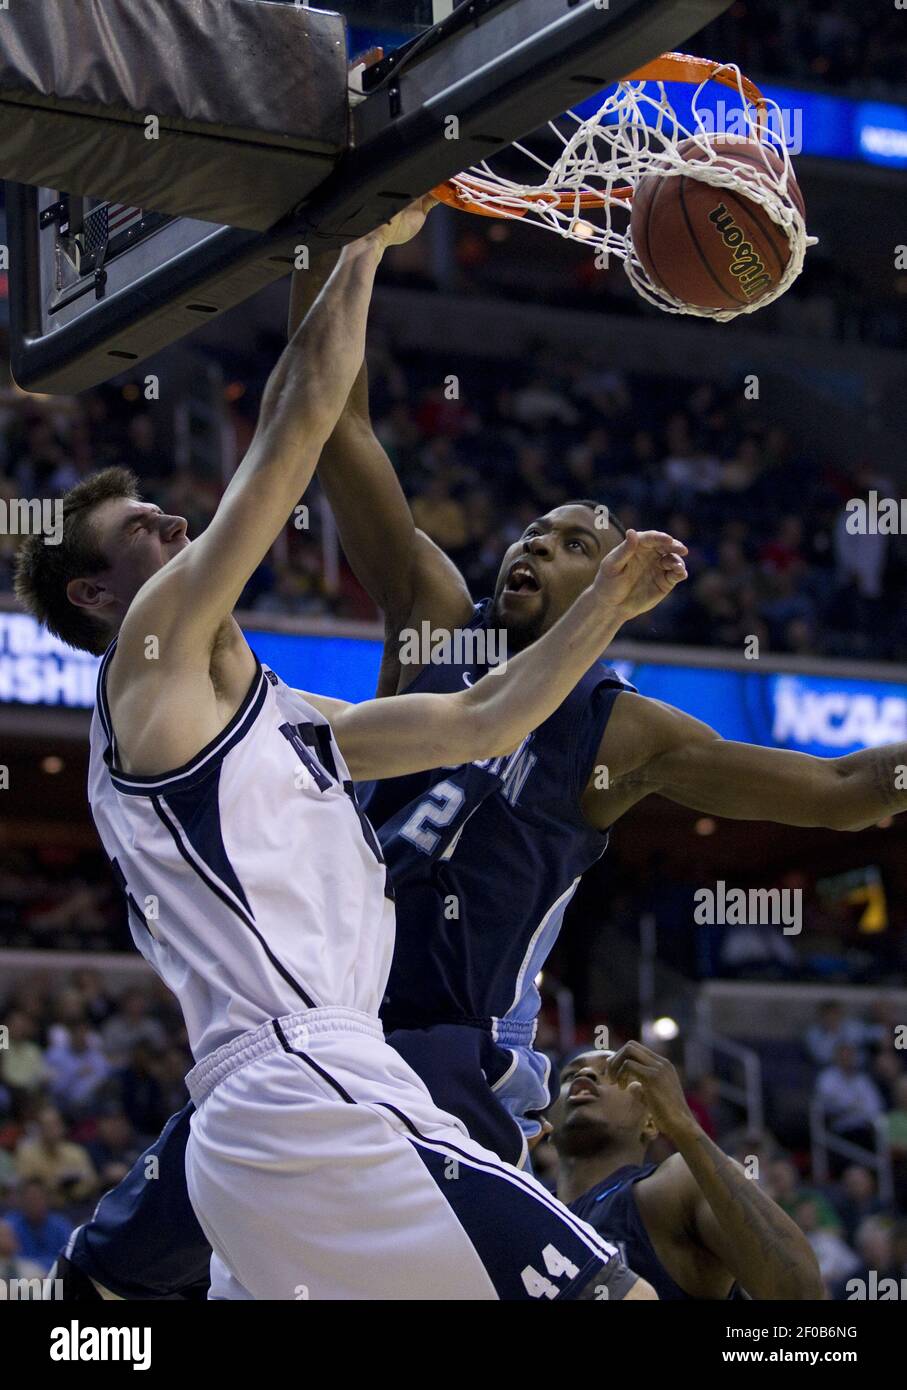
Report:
504,561,541,595
567,1078,598,1103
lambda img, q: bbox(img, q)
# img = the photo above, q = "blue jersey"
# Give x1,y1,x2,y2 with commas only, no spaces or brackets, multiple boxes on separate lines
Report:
359,600,631,1163
360,599,630,1039
570,1164,742,1301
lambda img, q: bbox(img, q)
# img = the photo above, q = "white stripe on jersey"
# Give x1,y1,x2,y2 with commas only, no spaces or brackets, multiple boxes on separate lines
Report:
88,645,396,1063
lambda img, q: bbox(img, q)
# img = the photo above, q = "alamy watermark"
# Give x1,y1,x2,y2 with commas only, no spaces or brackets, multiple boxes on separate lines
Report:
694,880,802,935
695,100,803,156
845,491,907,535
0,1275,63,1300
846,1270,907,1300
398,621,508,674
50,1321,151,1370
0,497,62,545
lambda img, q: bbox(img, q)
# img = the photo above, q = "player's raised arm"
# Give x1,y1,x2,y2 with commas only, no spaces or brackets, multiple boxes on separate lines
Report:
288,230,474,646
583,693,907,832
606,1043,824,1300
115,205,431,675
318,530,687,780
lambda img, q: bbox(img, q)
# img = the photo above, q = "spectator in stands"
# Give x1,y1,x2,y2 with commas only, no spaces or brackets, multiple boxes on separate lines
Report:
805,1000,869,1067
85,1108,143,1194
12,415,68,495
831,1214,897,1300
833,476,889,601
0,1011,48,1115
0,1215,46,1286
509,375,579,430
71,968,114,1030
113,1042,167,1140
2,1180,72,1275
15,1104,97,1204
156,1046,194,1118
122,413,168,488
766,1157,841,1229
792,1196,861,1290
0,1143,18,1211
871,1041,906,1107
886,1075,907,1210
864,994,900,1048
683,1074,722,1141
831,1165,886,1244
411,473,469,552
100,989,167,1067
815,1043,886,1156
45,1018,111,1120
891,1219,907,1279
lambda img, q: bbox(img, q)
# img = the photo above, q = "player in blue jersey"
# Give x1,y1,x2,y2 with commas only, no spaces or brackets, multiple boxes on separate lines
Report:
297,248,907,1171
550,1043,823,1300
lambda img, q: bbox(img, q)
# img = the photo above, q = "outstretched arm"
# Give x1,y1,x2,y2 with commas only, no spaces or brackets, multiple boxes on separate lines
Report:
308,530,687,781
289,239,473,649
110,202,434,773
607,1044,824,1300
584,692,906,831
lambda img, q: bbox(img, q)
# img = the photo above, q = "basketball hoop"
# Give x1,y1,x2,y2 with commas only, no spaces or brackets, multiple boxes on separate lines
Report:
432,52,817,321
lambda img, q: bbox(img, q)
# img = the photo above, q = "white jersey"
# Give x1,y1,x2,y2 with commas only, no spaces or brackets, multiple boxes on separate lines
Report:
88,643,396,1063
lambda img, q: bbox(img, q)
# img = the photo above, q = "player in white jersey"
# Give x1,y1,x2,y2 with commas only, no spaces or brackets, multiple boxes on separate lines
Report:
15,199,687,1299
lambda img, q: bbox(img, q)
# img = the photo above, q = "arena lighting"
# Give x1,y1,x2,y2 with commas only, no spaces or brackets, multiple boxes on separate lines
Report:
651,1017,680,1041
40,754,64,774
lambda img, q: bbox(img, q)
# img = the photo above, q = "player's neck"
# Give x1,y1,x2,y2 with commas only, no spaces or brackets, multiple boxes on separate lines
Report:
556,1144,643,1206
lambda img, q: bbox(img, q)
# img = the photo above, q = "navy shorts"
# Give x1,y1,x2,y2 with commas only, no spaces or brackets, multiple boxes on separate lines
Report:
386,1023,555,1170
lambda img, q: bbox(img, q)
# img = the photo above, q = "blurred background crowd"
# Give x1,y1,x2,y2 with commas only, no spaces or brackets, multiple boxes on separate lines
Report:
1,341,905,662
694,1,907,98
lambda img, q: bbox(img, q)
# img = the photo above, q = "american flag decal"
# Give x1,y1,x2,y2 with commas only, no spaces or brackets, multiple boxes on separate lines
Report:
82,202,143,256
108,204,143,236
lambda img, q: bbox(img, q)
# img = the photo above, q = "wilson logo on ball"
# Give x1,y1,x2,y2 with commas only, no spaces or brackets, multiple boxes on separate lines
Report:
708,203,772,297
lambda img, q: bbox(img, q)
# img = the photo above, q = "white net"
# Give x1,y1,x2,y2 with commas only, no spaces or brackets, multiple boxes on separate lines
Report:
440,57,817,322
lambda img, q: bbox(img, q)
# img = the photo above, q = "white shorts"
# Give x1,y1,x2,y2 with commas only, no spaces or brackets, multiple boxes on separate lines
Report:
184,1007,624,1301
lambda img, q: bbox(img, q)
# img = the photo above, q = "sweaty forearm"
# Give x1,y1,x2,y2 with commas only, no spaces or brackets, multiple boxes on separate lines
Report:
653,735,907,832
831,744,907,829
289,261,370,426
335,585,625,779
288,264,417,618
674,1123,824,1300
257,240,382,462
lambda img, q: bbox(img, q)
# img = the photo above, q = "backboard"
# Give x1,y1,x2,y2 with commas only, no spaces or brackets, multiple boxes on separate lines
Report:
5,0,737,395
334,1,456,46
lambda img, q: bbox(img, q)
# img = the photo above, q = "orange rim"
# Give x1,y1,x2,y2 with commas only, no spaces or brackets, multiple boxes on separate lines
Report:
431,51,768,216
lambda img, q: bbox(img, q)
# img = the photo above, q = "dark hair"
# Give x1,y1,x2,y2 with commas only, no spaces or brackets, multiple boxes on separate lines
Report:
13,467,140,655
565,499,626,537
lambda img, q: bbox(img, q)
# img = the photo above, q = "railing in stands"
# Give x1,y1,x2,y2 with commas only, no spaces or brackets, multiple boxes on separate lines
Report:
685,1026,765,1134
810,1100,894,1206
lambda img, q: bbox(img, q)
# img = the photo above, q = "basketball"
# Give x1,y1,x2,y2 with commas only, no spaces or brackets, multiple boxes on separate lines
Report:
630,136,806,312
